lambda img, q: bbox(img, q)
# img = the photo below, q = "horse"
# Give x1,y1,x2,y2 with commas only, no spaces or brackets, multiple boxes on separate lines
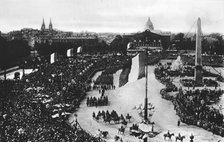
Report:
92,112,96,118
114,135,120,142
94,115,100,121
98,129,108,138
104,116,111,124
121,120,128,126
164,133,174,140
189,134,194,142
175,136,185,142
120,114,125,121
130,129,141,137
126,114,131,122
118,126,125,135
112,116,120,124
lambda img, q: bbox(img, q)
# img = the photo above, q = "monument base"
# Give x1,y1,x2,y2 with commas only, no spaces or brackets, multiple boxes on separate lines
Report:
194,65,203,84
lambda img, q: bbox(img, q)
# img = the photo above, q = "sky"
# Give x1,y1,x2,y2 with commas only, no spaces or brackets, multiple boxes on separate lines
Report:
0,0,223,34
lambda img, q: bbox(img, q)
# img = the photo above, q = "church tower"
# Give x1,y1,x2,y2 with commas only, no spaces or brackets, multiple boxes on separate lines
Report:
49,19,53,31
41,18,45,31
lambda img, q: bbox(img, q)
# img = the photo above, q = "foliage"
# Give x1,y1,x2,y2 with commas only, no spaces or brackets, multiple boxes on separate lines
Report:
171,33,224,55
109,35,130,55
0,36,30,68
35,39,109,56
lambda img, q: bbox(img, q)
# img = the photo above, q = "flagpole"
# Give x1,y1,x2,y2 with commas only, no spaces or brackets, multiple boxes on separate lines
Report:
60,72,64,120
144,48,148,122
72,48,74,78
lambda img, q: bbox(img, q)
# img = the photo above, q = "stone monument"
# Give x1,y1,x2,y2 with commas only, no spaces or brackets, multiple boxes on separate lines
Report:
195,18,202,83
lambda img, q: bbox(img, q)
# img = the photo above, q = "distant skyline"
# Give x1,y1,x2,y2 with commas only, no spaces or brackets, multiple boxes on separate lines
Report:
0,0,224,34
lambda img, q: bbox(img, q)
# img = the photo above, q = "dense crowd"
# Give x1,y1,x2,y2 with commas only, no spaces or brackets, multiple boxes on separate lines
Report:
147,51,163,65
174,88,224,136
154,65,178,92
154,61,224,137
0,59,101,142
93,85,115,90
181,54,223,67
94,66,124,86
161,52,224,67
180,78,219,87
0,54,130,142
157,62,221,79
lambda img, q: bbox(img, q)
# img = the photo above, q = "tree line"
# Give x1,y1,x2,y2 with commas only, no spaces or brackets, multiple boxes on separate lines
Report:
171,33,224,55
0,36,30,69
35,38,109,56
1,32,223,70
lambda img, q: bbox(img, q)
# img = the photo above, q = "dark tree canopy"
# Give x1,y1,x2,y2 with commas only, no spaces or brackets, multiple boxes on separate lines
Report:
0,36,30,69
109,35,130,55
170,33,224,55
35,38,109,57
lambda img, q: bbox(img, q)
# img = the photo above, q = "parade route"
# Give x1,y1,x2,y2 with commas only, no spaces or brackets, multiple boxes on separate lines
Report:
74,66,224,142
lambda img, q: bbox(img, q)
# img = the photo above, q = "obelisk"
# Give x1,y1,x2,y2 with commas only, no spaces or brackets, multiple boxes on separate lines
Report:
195,18,202,83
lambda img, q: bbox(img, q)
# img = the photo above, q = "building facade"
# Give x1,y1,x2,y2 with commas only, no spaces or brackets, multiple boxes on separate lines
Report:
125,17,171,51
37,19,98,45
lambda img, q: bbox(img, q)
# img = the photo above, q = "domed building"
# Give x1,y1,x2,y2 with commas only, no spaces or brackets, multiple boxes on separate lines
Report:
145,17,154,31
124,17,171,52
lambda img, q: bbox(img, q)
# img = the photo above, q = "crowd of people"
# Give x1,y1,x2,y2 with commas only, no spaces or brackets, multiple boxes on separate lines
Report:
154,61,224,137
93,84,116,91
86,96,109,107
174,88,224,136
157,62,221,79
180,78,219,87
94,66,123,87
0,54,130,142
154,65,178,92
181,54,223,67
0,58,102,142
147,51,163,65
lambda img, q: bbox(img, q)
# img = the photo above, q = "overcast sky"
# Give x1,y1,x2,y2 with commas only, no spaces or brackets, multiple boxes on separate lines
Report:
0,0,223,34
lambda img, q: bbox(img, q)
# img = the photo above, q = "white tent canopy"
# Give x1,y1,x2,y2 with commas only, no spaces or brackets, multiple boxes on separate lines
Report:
138,122,152,133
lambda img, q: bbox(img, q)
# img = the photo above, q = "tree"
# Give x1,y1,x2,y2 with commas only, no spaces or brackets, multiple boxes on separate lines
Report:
174,33,184,42
110,35,123,52
171,33,185,50
0,37,30,68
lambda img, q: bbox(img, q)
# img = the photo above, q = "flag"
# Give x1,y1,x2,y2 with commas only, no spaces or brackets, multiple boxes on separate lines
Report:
77,46,82,53
127,42,132,50
128,52,146,83
138,51,146,79
128,53,139,83
67,48,74,57
50,53,56,64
